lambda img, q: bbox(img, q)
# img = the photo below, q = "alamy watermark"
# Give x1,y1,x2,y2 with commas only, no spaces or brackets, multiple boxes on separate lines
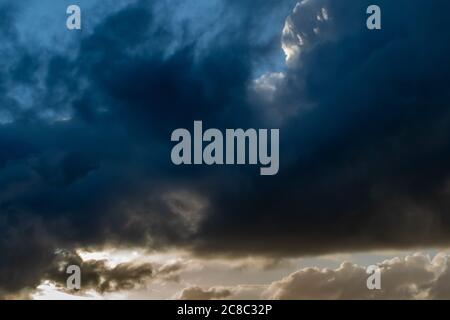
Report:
170,121,280,176
367,5,381,30
65,4,380,31
366,265,381,290
66,265,81,290
66,5,81,30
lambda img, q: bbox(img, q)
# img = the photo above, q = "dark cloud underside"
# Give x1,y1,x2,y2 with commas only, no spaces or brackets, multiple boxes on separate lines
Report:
0,0,450,296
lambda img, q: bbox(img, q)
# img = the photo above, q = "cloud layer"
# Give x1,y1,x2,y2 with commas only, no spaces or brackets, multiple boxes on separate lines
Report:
1,0,450,296
176,253,450,300
264,253,450,300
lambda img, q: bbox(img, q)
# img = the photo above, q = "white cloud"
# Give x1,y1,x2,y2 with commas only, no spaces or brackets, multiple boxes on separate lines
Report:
252,72,286,102
264,253,450,300
281,0,333,67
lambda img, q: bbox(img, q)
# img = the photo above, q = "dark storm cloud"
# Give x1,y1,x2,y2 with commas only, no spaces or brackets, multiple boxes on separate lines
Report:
44,250,183,294
0,0,290,296
193,0,450,257
1,0,450,296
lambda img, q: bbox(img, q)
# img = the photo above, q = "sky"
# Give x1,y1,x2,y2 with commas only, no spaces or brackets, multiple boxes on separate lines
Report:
1,0,450,299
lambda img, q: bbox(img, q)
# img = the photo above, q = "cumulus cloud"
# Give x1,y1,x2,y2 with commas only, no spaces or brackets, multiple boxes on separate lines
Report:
265,253,450,300
173,253,450,300
192,0,450,258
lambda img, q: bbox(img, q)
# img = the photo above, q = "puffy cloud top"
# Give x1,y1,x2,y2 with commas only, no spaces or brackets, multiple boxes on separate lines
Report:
1,0,450,296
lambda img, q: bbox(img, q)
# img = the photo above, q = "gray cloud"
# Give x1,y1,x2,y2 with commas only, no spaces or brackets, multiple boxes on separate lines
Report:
265,253,450,300
1,0,450,297
46,250,154,294
42,250,185,295
178,286,232,300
